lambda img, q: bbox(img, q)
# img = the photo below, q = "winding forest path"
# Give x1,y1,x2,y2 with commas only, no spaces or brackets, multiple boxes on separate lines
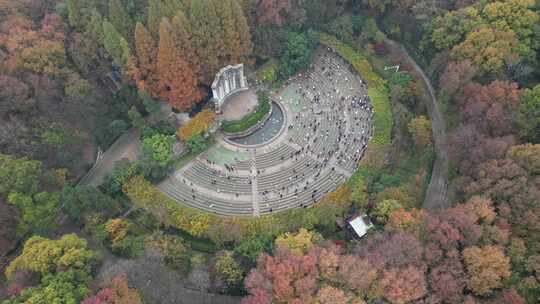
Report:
78,104,173,187
78,128,141,187
383,38,450,210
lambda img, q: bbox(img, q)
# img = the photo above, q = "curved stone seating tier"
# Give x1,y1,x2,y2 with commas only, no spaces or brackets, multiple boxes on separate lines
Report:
255,145,297,168
159,48,374,217
159,178,253,216
234,144,297,169
257,156,319,192
183,161,252,194
259,171,346,214
228,160,251,171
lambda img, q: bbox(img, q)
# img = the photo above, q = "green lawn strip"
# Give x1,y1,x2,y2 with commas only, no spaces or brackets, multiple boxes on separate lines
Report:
174,137,216,170
206,146,249,166
367,87,392,146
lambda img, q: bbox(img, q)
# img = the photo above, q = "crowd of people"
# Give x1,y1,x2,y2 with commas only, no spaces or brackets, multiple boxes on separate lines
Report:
287,48,373,171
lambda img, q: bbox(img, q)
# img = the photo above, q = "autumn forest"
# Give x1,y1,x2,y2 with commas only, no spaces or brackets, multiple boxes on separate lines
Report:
1,0,540,303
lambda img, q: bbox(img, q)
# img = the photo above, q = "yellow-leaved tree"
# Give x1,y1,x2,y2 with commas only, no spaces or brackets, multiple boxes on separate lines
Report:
177,109,216,141
275,228,321,255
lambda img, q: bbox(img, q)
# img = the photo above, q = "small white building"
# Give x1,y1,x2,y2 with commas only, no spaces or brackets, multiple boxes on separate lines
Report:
348,215,373,238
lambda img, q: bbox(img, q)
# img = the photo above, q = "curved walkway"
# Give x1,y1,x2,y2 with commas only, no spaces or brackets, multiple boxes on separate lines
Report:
78,129,141,187
383,38,450,210
78,103,173,187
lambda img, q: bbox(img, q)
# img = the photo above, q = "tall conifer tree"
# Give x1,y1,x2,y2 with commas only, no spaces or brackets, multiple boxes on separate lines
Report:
231,0,253,64
190,0,223,84
147,0,185,37
103,21,124,67
171,11,200,81
214,0,238,66
108,0,134,42
156,19,202,111
103,20,136,78
66,0,84,29
85,10,105,47
134,22,157,90
81,10,105,61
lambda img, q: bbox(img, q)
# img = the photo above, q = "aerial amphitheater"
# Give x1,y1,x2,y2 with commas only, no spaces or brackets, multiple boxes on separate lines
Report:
159,48,374,216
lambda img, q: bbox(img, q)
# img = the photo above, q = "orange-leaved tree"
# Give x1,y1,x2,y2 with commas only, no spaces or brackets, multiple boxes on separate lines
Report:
176,109,216,141
155,18,202,111
134,22,156,91
463,245,511,295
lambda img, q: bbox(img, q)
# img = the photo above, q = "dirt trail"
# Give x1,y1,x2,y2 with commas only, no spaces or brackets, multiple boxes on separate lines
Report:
383,38,450,210
79,103,174,187
78,128,141,187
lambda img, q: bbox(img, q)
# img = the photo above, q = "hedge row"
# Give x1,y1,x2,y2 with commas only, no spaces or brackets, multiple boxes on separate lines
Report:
222,91,271,133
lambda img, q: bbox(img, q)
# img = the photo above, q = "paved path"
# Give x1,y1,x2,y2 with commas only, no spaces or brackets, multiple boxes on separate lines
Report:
78,128,141,187
250,150,260,216
384,38,450,210
79,104,172,187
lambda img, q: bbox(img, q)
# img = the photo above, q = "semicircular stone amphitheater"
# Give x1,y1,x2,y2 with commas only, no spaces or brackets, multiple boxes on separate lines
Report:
159,48,374,216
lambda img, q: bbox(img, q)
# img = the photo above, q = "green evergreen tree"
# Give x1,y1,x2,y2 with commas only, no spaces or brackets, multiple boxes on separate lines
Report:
518,84,540,143
231,0,253,63
134,22,157,85
171,10,200,80
190,0,223,84
214,0,238,66
128,106,145,129
108,0,134,42
71,9,105,70
147,0,164,37
103,21,125,67
85,10,105,47
163,0,188,12
102,20,134,76
66,0,84,29
147,0,186,37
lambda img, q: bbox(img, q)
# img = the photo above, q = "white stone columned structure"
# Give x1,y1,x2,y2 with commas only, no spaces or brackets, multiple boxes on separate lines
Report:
211,64,248,113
